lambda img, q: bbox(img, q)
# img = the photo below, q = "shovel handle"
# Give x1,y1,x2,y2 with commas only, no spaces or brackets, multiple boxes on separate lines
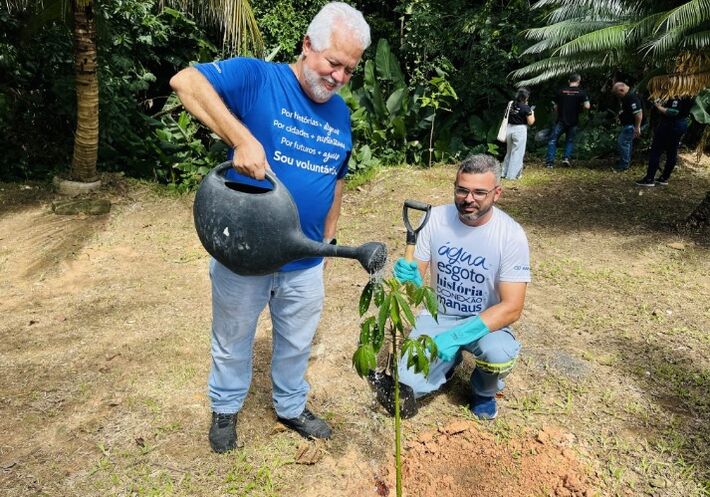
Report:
404,244,416,262
402,199,432,261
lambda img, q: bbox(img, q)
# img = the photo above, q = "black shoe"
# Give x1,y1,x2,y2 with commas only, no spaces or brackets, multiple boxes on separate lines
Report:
656,177,669,186
545,163,554,169
209,412,238,453
367,371,418,419
278,408,332,439
635,177,655,187
562,158,571,167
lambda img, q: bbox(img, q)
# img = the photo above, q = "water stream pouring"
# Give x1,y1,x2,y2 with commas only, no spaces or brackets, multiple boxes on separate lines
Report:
193,162,388,276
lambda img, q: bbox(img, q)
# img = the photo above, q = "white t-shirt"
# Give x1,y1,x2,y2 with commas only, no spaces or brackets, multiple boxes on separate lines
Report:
414,204,531,317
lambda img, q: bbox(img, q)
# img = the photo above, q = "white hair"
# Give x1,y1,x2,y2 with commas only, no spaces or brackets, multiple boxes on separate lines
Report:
306,2,371,52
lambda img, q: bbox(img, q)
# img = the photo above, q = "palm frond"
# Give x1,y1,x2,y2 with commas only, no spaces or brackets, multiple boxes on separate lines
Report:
679,29,710,50
521,21,613,54
165,0,264,56
513,58,611,87
511,53,619,80
656,0,710,35
524,19,614,41
546,1,634,23
554,24,631,57
627,11,666,45
641,28,685,57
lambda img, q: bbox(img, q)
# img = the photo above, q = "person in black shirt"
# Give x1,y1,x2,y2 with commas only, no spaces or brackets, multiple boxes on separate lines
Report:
502,88,535,180
545,73,590,168
611,82,643,172
635,96,694,186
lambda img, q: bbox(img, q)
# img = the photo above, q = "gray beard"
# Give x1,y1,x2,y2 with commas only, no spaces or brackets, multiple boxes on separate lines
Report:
303,65,341,102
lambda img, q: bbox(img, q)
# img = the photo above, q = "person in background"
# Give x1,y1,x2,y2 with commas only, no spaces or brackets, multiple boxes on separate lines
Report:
635,95,694,187
545,73,590,168
502,88,535,180
611,82,643,172
170,2,370,453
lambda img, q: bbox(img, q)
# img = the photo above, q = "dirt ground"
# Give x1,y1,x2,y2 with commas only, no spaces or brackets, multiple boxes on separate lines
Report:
1,156,708,497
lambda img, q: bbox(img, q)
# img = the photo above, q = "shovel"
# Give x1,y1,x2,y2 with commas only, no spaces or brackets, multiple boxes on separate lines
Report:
369,199,432,418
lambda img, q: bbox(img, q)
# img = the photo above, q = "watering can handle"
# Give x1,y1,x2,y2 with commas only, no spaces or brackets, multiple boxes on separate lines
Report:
215,161,281,193
402,200,432,262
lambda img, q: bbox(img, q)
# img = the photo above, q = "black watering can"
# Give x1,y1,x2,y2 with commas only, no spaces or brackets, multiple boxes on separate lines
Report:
193,162,388,276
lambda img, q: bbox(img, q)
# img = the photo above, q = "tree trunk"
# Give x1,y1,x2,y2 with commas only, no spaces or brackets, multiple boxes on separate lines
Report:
70,0,99,183
685,191,710,229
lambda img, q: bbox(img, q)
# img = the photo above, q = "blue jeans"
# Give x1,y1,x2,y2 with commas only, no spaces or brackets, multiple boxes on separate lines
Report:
545,122,577,164
616,125,635,170
644,119,688,180
208,259,324,418
398,314,520,399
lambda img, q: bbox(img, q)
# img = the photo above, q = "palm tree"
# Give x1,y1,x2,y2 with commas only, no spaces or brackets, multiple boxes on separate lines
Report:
8,0,264,187
512,0,710,99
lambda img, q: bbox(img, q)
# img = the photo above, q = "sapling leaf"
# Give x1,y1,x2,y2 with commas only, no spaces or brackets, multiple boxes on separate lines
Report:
412,286,425,305
352,344,376,378
359,316,376,345
393,292,416,328
419,334,438,359
374,281,385,306
389,294,402,331
401,339,417,369
372,322,385,353
423,287,439,321
378,294,391,334
415,342,429,376
359,280,374,316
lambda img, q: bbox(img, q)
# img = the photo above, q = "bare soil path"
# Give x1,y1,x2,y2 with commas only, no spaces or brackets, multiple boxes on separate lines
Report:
1,158,708,497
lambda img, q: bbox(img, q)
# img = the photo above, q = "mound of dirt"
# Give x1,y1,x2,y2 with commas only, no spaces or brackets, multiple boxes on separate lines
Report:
378,423,591,497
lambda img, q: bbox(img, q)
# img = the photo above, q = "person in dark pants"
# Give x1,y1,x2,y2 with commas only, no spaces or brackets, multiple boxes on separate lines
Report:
545,73,590,168
635,96,694,187
611,82,643,172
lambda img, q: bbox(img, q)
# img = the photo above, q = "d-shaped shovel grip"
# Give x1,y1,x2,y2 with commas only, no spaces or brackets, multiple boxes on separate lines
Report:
402,199,432,261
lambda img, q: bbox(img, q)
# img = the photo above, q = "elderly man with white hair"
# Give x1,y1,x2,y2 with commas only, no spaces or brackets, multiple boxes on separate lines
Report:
170,2,371,453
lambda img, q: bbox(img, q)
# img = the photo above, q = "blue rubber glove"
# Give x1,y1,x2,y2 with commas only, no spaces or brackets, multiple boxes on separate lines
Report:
434,316,490,362
393,258,423,287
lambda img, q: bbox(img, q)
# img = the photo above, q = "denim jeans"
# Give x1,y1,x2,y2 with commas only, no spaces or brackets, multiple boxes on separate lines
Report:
616,125,635,170
644,119,689,180
545,122,577,164
208,258,324,418
398,314,520,399
502,124,528,180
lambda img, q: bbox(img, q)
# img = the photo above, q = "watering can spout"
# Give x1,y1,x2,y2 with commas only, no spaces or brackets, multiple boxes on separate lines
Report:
193,162,388,275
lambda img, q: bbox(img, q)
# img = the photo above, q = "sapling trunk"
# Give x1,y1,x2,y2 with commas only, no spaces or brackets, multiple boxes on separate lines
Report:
391,330,403,497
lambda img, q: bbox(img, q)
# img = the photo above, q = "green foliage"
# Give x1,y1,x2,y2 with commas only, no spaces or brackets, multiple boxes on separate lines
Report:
352,277,438,379
97,0,219,178
148,96,226,192
342,39,461,173
0,9,74,179
251,0,325,61
691,88,710,124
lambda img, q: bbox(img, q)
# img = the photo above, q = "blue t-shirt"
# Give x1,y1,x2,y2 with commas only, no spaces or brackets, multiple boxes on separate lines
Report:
196,58,352,271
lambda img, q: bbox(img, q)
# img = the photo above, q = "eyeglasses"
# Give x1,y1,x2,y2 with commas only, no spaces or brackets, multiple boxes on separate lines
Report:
454,185,499,201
